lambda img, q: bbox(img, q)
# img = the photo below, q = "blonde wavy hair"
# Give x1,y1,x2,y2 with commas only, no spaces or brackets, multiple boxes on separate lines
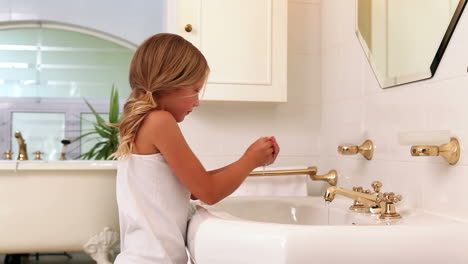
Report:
110,33,209,158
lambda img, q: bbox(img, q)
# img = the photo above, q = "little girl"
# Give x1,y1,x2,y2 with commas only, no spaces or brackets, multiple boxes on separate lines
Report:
112,33,280,264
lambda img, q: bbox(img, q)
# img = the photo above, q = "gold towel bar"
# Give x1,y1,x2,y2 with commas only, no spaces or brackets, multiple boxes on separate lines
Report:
249,167,338,186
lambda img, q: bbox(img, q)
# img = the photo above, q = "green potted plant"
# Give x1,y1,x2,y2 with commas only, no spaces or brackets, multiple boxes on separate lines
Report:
76,85,121,160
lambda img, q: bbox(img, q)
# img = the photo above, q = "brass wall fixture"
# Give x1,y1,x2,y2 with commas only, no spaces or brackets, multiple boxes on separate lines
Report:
249,167,338,186
410,137,460,165
3,150,13,160
60,138,71,160
337,139,374,160
34,151,43,160
14,131,28,160
324,180,403,220
185,24,193,32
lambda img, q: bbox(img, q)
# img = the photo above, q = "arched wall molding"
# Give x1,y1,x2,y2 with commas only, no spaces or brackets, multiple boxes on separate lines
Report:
0,20,138,50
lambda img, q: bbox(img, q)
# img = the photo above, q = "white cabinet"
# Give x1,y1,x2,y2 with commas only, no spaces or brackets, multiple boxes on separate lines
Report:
167,0,288,102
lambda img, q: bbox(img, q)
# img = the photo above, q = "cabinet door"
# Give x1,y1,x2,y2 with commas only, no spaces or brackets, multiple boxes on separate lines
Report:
175,0,287,102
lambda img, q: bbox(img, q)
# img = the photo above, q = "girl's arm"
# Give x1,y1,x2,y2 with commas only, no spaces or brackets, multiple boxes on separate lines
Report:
207,136,279,176
189,139,278,201
192,138,279,200
139,110,279,205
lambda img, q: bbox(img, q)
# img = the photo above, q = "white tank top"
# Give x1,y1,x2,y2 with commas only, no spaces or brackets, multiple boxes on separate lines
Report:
114,153,191,264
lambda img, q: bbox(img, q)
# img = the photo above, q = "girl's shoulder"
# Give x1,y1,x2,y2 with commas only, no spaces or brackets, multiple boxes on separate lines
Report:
141,110,180,136
135,110,182,152
145,110,176,125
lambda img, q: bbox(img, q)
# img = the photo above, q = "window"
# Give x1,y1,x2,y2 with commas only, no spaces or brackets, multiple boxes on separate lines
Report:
0,21,135,160
11,112,65,160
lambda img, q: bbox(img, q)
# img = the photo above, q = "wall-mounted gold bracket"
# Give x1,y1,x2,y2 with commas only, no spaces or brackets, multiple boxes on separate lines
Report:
410,137,460,165
249,167,338,186
338,139,374,160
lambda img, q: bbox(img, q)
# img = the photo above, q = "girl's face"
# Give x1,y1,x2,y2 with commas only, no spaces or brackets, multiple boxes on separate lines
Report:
157,78,206,122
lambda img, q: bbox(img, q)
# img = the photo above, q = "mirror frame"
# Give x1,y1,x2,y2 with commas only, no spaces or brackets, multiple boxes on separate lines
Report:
356,0,467,88
431,0,467,75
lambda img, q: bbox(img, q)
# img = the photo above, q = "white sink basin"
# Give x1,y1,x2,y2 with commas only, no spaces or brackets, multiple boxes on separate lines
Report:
187,196,468,264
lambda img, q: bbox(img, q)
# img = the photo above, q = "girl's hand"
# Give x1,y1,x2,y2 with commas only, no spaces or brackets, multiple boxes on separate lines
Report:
269,136,280,165
243,136,278,168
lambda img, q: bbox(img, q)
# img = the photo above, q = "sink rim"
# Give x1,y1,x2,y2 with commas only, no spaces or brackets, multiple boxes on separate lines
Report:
193,195,467,227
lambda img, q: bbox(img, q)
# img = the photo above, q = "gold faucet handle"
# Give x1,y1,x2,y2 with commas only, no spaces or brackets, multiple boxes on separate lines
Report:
3,150,13,160
352,186,364,192
379,192,403,220
34,151,44,160
382,192,403,203
352,186,371,194
371,181,382,193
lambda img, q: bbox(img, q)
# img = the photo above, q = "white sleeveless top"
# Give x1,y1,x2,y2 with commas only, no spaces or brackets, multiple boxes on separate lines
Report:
114,153,191,264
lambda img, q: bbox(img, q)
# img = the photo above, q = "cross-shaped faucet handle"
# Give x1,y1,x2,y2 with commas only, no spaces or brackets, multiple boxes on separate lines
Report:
382,192,403,203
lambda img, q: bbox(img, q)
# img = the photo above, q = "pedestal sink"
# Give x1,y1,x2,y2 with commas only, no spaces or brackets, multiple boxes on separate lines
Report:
187,196,468,264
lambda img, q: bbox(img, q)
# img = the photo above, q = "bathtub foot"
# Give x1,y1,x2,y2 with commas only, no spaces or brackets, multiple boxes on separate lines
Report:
83,227,119,264
4,254,28,264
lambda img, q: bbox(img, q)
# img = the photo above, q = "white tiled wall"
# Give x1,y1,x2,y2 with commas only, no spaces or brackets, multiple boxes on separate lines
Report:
321,0,468,220
181,0,324,194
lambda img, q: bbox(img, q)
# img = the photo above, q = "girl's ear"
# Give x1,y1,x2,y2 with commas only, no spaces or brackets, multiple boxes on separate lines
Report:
154,89,177,104
154,89,169,98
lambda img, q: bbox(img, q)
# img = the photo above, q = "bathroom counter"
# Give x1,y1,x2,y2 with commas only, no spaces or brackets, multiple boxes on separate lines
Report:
0,160,117,171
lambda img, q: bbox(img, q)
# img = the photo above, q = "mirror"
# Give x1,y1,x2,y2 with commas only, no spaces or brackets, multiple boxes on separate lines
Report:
356,0,467,88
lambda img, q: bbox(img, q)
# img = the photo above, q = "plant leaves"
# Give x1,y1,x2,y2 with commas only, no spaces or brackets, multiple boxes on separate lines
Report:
78,86,121,160
94,125,111,139
84,98,106,127
72,131,97,143
109,84,120,124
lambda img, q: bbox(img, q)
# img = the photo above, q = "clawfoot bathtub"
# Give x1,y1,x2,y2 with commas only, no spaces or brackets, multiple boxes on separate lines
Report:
0,160,119,264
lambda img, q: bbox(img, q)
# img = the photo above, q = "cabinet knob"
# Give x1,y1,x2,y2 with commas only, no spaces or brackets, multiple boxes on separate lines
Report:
185,24,193,32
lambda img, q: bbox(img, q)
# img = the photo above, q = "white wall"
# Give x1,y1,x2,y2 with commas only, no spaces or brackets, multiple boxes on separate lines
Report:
0,0,165,45
321,0,468,220
180,0,324,194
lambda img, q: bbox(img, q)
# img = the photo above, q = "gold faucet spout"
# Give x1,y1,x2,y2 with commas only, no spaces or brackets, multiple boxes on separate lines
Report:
324,186,379,207
14,131,28,160
325,183,403,219
249,167,338,186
